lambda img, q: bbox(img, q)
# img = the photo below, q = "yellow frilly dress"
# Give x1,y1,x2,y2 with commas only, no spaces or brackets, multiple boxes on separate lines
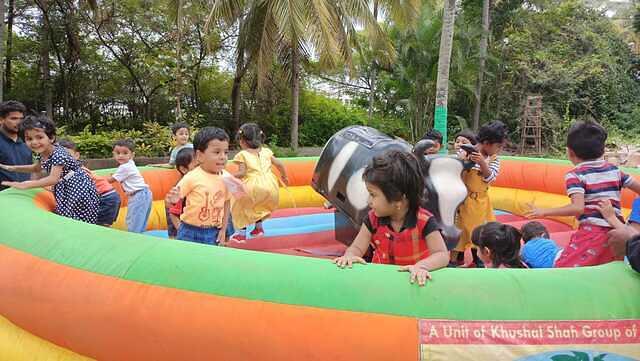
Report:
454,160,497,251
231,148,280,229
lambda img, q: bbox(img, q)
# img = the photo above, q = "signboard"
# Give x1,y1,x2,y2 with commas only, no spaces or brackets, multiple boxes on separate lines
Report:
419,320,640,360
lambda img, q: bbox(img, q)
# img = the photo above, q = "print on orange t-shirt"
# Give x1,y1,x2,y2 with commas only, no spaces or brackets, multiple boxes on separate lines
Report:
177,167,230,228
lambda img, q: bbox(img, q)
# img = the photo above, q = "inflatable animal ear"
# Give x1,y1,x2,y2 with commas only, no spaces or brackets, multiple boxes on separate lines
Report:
412,144,469,250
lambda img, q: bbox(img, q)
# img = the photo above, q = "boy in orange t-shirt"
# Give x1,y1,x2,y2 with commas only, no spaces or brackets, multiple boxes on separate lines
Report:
166,127,232,245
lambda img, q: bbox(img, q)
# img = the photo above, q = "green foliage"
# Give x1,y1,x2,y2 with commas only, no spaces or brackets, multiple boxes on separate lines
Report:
262,91,408,147
481,0,640,151
61,122,175,158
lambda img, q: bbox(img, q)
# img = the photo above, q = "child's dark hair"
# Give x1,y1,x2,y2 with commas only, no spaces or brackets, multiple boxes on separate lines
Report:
171,122,190,135
113,139,135,152
174,147,195,175
19,115,56,141
455,129,477,145
58,139,78,152
237,123,265,149
521,221,550,243
0,100,26,118
477,120,508,144
472,222,525,268
363,150,424,214
193,127,229,152
421,129,443,145
566,121,607,161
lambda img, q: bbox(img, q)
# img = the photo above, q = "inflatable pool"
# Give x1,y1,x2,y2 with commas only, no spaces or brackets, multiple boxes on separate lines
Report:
0,156,639,360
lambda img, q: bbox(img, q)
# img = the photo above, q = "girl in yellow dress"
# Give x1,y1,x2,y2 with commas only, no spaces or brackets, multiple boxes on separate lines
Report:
229,123,288,242
453,121,507,267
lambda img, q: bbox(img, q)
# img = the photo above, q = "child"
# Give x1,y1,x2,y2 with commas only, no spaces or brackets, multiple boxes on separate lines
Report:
520,221,561,268
453,129,477,159
596,198,640,235
595,197,640,259
59,139,121,227
453,121,507,265
333,150,449,286
166,147,197,238
107,139,152,233
0,116,99,224
166,127,232,245
472,222,528,268
169,122,193,166
421,129,443,155
527,121,640,267
229,123,288,242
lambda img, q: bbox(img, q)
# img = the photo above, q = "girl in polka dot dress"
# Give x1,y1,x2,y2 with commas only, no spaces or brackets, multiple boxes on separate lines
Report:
0,116,99,224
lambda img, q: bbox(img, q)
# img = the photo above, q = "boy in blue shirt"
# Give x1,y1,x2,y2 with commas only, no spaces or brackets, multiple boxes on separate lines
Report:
520,221,561,268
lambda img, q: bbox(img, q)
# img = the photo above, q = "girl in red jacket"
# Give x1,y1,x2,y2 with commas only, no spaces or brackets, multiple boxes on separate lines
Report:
333,150,449,286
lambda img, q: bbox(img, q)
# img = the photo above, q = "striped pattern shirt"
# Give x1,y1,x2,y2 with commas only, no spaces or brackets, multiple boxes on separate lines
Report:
565,160,634,227
472,155,500,183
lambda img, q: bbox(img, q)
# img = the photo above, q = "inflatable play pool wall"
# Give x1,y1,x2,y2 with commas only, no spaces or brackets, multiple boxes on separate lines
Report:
0,157,639,360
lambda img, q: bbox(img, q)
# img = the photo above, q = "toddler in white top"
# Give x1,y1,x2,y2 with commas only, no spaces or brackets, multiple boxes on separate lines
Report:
108,139,152,233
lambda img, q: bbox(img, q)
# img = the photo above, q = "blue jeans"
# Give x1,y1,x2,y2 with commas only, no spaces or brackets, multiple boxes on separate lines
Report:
177,221,235,245
97,190,121,226
126,187,152,233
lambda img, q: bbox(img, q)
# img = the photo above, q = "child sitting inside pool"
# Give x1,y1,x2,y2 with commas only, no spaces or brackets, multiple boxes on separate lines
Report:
472,222,528,268
520,221,561,268
333,149,449,286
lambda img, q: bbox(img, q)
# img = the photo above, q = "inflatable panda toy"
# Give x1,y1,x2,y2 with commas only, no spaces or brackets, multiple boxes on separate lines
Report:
312,126,472,249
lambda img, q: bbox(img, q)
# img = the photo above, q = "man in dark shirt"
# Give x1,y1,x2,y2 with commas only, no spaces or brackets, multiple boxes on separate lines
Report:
0,101,31,191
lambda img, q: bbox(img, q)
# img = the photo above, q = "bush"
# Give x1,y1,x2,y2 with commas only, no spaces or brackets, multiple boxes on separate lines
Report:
60,122,176,158
262,91,410,147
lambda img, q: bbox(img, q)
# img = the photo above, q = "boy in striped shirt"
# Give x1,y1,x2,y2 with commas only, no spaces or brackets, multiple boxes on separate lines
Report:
527,121,640,267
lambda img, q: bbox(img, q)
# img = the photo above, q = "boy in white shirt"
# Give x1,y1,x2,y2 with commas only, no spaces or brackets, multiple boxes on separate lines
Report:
108,139,152,233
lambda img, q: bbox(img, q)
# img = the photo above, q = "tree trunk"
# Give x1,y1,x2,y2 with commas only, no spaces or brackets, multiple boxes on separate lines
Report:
5,0,14,94
433,0,457,151
290,46,300,152
231,16,246,129
0,0,5,102
368,0,379,121
472,0,490,131
40,1,53,118
174,0,183,120
231,75,243,129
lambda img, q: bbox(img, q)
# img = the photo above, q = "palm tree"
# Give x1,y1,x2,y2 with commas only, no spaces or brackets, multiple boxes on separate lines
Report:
207,0,387,151
171,0,185,120
434,0,457,149
472,0,490,131
366,0,419,120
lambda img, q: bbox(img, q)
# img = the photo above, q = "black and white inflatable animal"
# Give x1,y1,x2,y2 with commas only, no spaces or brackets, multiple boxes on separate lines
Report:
312,126,470,249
